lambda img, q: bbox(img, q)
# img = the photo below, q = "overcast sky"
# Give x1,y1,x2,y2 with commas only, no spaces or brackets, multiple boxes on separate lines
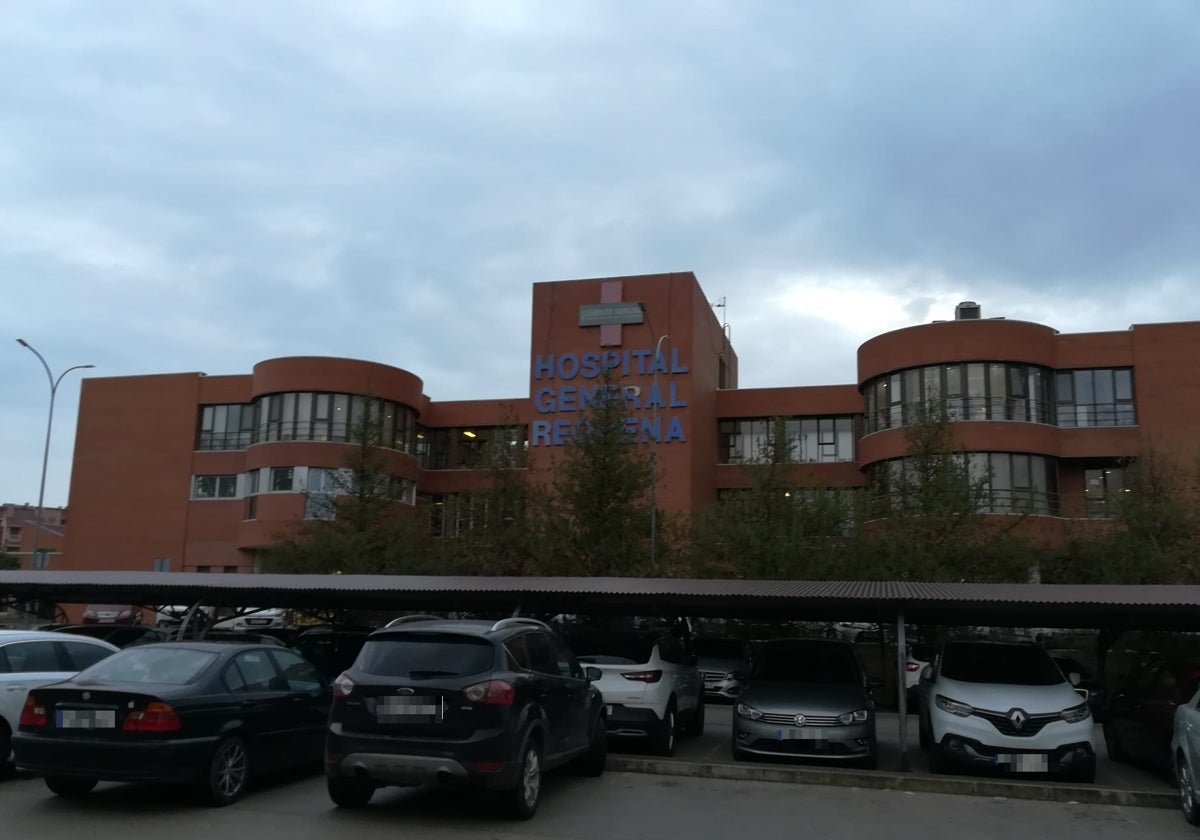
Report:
2,1,1198,508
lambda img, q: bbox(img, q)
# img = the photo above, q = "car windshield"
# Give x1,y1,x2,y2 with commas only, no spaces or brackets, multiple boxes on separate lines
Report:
692,639,746,660
940,643,1064,685
750,642,860,684
357,634,494,678
564,632,658,664
76,647,218,685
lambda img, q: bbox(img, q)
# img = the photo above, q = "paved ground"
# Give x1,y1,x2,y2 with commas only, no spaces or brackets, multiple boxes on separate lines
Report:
0,761,1191,840
625,702,1174,793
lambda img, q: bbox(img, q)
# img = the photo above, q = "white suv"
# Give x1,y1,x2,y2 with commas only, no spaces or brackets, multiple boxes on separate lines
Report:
918,641,1096,782
0,630,119,764
571,631,704,756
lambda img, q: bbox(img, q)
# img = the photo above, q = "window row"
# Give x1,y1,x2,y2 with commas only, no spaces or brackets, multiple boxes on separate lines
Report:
872,452,1060,516
424,492,523,538
197,393,418,453
418,426,527,470
863,364,1135,432
191,467,416,514
717,417,856,464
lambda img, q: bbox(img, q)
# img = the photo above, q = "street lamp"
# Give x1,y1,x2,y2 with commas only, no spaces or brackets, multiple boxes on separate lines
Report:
650,333,669,574
16,339,94,570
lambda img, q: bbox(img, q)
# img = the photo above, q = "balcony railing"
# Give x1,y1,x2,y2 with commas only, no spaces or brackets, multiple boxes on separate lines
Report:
198,421,413,452
866,398,1136,433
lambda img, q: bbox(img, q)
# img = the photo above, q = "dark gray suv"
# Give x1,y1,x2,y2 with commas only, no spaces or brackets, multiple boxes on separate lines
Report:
325,616,607,819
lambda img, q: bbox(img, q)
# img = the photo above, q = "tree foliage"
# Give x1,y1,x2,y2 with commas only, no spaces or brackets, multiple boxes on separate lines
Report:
0,551,17,571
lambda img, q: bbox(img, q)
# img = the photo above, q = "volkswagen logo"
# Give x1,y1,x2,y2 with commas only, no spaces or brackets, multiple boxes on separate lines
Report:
82,691,90,701
793,714,806,727
397,687,414,695
1007,708,1028,730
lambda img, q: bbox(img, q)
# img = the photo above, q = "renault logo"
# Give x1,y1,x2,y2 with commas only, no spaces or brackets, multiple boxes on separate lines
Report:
397,687,414,695
794,714,806,727
1008,708,1028,729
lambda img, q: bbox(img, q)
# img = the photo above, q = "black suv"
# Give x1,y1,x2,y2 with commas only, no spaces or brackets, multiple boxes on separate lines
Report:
324,616,607,818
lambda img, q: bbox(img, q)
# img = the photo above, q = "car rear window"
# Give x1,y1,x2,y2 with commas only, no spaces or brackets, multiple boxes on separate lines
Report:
76,647,218,685
940,644,1063,685
751,642,860,684
692,638,747,659
357,634,495,678
565,632,658,664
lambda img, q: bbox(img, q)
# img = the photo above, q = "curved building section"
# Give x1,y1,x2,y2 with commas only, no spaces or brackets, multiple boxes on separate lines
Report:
858,421,1062,468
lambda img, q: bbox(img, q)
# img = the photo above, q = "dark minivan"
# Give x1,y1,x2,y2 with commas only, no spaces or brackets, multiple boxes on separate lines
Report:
324,616,607,819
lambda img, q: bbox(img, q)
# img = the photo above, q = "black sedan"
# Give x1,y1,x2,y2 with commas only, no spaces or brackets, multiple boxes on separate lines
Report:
13,642,330,805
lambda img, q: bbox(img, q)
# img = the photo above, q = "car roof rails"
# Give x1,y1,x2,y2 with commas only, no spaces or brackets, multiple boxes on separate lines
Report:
490,617,551,632
383,614,445,629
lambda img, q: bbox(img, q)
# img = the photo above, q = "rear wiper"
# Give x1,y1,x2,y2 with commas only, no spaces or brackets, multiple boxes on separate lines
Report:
406,670,460,678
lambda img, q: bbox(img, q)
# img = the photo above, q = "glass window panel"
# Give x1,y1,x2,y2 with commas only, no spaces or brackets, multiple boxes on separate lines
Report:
1074,370,1095,404
381,401,396,449
225,405,241,434
271,467,294,492
201,406,214,430
1055,372,1074,403
218,476,237,497
213,405,227,436
904,368,921,412
194,476,217,498
1012,455,1031,488
966,364,986,419
332,395,350,440
945,364,963,396
1114,369,1133,401
1094,369,1114,404
988,364,1007,420
991,455,1011,492
923,366,942,402
296,393,313,439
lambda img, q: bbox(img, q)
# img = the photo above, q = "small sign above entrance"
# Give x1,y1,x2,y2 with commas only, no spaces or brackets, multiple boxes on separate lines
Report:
579,301,645,327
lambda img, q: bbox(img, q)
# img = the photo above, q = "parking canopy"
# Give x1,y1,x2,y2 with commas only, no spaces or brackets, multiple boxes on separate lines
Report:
3,571,1200,631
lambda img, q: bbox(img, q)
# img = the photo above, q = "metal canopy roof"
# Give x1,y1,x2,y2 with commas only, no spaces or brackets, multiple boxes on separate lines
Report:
3,571,1200,630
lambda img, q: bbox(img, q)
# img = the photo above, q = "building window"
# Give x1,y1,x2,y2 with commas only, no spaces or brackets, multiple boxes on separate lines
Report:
224,565,239,574
197,403,255,450
152,557,171,572
873,452,1058,516
864,363,1054,432
196,565,211,573
1055,369,1136,427
249,392,417,452
1084,467,1124,517
304,467,338,520
193,475,238,499
718,417,856,464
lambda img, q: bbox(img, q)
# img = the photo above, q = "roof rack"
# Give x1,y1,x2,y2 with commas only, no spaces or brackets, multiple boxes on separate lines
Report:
490,617,551,632
384,614,444,629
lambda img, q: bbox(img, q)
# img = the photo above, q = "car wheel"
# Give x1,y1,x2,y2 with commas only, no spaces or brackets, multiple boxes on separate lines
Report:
45,776,98,798
1103,722,1124,762
1179,756,1200,826
327,777,375,809
0,720,12,772
575,714,607,777
205,735,251,806
506,736,542,820
653,704,678,757
684,694,705,736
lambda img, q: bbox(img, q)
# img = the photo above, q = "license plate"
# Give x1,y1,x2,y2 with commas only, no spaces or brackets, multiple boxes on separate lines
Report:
606,705,613,715
995,753,1048,772
705,683,719,691
56,709,116,729
777,728,827,741
376,696,443,722
246,618,271,625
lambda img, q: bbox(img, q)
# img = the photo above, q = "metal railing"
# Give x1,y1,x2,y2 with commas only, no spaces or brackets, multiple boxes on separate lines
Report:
865,398,1135,433
197,420,414,452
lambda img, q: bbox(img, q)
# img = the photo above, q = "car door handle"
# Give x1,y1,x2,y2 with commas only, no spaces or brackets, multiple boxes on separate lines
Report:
240,699,256,708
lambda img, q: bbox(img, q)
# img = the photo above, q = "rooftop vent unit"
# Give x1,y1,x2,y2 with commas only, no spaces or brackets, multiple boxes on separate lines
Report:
955,301,982,320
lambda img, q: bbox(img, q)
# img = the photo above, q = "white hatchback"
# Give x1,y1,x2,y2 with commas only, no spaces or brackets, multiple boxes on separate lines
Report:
918,641,1096,782
572,632,704,756
0,630,119,763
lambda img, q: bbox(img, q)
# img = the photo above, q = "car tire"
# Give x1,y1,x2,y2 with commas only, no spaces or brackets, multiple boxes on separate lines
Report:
575,714,607,777
327,777,375,809
684,694,705,736
1103,722,1124,762
45,776,98,798
0,720,12,772
507,735,542,820
1180,756,1200,826
205,735,251,807
653,703,678,757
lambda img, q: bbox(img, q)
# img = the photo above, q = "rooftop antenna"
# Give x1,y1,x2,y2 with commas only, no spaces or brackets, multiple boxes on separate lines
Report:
709,296,728,329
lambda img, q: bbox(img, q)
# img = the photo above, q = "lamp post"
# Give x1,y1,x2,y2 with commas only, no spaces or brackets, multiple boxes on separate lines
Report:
650,333,669,574
16,339,94,570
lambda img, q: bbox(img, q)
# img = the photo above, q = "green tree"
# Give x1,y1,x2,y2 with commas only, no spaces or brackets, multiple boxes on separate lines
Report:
852,409,1035,582
534,368,656,576
265,396,439,575
691,417,855,578
0,551,17,570
1044,446,1200,584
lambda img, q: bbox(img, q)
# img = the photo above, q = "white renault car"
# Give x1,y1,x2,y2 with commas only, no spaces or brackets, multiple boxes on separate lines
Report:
0,630,119,765
571,630,704,756
918,640,1096,782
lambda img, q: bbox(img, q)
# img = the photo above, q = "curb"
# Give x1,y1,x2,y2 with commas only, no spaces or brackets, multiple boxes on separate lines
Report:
606,756,1179,810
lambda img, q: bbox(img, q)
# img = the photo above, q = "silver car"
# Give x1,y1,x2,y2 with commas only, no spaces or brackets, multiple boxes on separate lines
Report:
1170,685,1200,826
732,638,878,769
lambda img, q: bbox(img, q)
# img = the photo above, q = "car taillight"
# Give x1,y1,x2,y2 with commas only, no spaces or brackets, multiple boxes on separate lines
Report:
333,673,355,698
906,662,921,672
463,680,515,705
621,670,663,683
19,695,47,727
123,702,181,732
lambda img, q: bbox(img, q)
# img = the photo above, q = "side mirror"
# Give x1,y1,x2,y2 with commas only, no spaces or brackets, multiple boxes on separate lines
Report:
920,665,933,681
1069,672,1082,687
585,667,602,682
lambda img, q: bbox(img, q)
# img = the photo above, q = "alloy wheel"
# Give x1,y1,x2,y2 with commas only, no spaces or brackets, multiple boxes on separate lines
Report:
1181,761,1196,821
522,747,540,810
215,740,249,799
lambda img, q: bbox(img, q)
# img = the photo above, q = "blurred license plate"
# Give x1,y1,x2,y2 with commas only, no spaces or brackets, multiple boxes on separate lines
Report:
376,696,442,721
246,618,271,625
778,728,827,741
57,709,116,729
995,753,1048,772
705,683,719,691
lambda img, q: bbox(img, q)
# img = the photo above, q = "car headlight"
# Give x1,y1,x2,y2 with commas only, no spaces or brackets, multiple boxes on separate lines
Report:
934,694,973,717
1060,702,1091,724
736,703,764,720
838,709,870,724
